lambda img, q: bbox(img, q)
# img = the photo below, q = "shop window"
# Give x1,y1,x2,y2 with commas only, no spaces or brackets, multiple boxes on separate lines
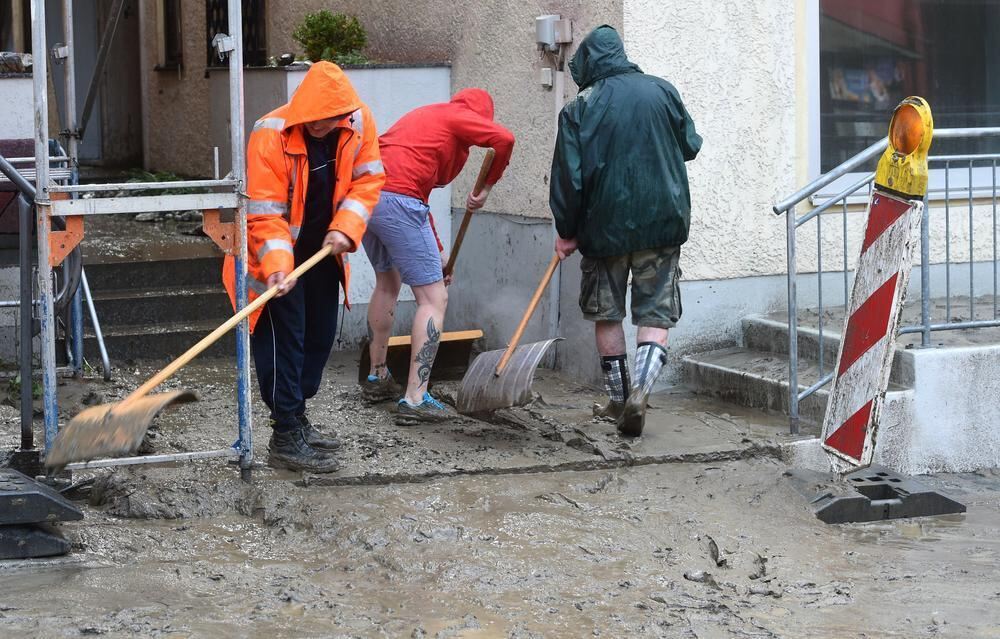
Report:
206,0,267,68
158,0,183,69
820,0,1000,172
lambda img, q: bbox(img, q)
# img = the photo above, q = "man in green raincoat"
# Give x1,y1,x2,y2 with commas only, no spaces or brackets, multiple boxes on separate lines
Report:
550,25,702,437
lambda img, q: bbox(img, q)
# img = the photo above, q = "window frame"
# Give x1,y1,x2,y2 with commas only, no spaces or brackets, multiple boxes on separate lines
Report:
156,0,184,71
205,0,268,69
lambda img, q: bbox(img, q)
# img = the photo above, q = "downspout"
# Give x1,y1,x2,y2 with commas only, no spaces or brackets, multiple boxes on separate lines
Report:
549,50,565,369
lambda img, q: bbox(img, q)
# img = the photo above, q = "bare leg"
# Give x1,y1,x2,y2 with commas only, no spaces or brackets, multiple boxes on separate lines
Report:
595,320,627,356
636,326,669,348
405,280,448,403
367,269,402,378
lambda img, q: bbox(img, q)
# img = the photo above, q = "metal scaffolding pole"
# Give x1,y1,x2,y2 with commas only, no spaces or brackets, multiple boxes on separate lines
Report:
63,0,84,377
227,0,253,482
22,0,252,478
31,0,60,451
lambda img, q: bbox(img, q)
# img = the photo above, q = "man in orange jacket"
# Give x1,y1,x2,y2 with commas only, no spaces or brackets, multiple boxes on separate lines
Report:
360,89,514,424
224,62,384,472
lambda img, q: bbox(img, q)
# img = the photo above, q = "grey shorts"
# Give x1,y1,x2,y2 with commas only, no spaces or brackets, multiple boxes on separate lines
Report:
362,191,443,287
579,246,683,329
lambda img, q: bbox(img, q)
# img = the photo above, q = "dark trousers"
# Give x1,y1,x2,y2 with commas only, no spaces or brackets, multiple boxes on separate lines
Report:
251,254,340,427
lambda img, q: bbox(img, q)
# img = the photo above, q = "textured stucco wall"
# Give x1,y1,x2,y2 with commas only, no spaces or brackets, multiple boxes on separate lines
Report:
0,77,33,139
624,0,802,282
268,1,624,218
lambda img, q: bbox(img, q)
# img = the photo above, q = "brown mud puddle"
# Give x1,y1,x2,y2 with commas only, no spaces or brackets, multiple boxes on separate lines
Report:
0,356,996,637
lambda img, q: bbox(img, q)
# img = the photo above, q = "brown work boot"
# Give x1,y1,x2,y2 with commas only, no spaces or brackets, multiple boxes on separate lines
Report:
361,372,402,403
592,398,626,422
267,424,340,473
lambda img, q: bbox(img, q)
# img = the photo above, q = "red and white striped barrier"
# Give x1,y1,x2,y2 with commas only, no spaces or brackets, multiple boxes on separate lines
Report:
821,191,923,468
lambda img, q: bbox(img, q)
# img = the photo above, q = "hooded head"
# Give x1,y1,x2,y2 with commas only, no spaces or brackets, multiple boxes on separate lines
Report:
569,25,641,89
450,88,495,120
283,61,362,130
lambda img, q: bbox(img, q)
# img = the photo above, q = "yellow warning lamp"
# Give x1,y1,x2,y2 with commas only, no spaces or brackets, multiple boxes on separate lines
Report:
875,96,934,198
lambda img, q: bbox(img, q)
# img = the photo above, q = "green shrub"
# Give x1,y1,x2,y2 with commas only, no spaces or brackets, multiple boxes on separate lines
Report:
292,11,368,64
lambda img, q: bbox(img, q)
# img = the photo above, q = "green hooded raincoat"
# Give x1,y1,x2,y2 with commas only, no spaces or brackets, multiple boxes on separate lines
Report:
549,26,702,258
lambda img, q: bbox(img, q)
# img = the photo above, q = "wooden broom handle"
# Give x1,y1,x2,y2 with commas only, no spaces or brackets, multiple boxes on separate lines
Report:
121,245,335,406
444,148,495,277
495,253,560,376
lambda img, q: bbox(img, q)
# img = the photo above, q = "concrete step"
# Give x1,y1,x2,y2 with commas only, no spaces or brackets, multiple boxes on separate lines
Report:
82,319,235,362
90,285,231,329
683,346,910,426
741,315,915,386
84,256,223,292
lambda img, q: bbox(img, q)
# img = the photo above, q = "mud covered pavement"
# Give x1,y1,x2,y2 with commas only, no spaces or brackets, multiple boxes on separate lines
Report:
0,354,998,637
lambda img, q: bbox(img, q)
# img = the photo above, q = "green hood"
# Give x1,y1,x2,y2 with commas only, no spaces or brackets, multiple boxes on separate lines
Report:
569,25,641,89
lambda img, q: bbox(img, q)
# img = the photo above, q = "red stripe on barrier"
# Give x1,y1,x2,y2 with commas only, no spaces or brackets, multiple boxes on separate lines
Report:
825,399,872,460
861,195,911,254
837,272,900,376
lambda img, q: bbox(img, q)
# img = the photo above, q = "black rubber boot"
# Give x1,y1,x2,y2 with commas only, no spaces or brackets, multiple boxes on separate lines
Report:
267,424,340,473
618,342,667,438
297,415,341,451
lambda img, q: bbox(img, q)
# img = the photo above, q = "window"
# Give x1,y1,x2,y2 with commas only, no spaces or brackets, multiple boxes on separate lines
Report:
158,0,183,69
820,0,1000,172
206,0,267,68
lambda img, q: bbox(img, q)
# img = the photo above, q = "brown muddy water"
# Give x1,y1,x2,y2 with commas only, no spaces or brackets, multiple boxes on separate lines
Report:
0,356,998,638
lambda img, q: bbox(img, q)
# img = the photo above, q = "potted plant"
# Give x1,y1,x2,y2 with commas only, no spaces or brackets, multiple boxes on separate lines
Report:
292,11,369,65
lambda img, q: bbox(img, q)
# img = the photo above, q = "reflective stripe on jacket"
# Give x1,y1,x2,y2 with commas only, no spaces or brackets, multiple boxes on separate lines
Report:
222,61,385,332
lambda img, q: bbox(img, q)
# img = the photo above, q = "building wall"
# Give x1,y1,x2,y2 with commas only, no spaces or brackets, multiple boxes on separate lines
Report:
268,1,624,220
138,0,214,175
624,0,804,282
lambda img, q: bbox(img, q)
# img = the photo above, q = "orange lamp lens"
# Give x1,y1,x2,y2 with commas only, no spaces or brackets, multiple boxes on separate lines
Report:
890,104,923,155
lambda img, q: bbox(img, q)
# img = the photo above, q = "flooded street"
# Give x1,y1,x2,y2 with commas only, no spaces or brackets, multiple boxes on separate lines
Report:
0,355,998,637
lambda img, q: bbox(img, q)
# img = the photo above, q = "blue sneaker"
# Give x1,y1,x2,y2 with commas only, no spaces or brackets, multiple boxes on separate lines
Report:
396,392,456,425
360,372,402,403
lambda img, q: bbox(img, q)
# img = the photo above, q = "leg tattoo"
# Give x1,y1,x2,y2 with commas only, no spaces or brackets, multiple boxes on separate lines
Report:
414,317,441,387
366,320,374,343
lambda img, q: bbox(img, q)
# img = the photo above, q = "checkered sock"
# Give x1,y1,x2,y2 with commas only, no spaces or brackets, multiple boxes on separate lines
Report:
600,354,629,403
633,342,668,396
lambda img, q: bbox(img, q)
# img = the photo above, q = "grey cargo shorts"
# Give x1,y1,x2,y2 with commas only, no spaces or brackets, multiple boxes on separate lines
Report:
578,246,682,328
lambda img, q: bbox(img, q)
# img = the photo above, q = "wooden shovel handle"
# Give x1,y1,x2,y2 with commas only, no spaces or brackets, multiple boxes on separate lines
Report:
444,148,495,277
495,253,560,376
121,244,335,406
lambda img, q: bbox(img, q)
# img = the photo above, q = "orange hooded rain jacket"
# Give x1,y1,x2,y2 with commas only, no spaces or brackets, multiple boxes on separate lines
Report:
223,62,385,332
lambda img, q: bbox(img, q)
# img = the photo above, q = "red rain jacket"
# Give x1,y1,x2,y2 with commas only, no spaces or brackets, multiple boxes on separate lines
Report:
378,89,514,244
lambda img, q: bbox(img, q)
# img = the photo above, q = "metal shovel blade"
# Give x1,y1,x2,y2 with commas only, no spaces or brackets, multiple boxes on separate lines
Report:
457,338,561,415
44,390,198,470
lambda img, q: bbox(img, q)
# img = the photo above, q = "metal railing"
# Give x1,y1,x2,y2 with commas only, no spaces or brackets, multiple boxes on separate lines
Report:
773,127,1000,433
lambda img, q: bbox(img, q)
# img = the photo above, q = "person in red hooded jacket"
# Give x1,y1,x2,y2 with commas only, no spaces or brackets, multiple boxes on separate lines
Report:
225,62,384,472
360,89,514,424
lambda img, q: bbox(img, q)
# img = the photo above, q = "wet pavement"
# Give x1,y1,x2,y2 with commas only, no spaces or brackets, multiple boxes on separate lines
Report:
0,353,997,637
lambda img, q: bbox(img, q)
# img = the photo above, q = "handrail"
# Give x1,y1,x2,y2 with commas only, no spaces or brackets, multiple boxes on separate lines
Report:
774,126,1000,215
774,124,1000,434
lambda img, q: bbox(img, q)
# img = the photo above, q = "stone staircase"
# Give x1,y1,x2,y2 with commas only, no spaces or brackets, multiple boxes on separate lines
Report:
79,251,233,363
683,314,915,427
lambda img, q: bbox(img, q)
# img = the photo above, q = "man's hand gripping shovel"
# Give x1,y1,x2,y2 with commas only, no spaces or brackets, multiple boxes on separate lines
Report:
44,245,336,472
